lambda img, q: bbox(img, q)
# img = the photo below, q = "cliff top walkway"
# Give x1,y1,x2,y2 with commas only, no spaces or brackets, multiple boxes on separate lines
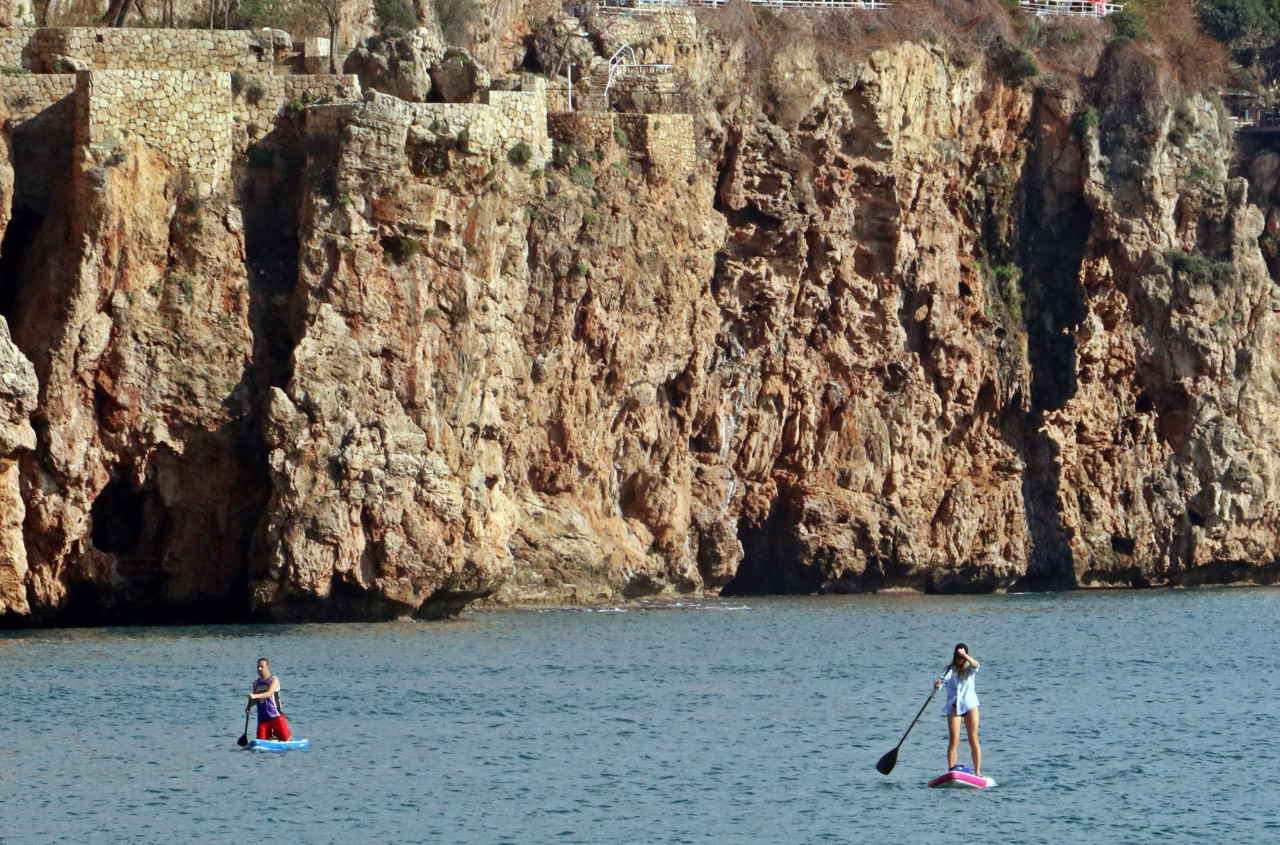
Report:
1222,92,1280,133
597,0,1125,14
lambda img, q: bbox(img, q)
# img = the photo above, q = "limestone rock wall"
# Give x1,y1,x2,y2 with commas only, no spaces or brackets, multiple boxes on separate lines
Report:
2,72,74,211
233,73,362,147
78,70,232,197
0,27,274,72
1042,88,1280,586
4,13,1280,625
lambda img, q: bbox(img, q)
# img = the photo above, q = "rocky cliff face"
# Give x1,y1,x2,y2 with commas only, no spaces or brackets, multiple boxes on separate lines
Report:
2,10,1278,625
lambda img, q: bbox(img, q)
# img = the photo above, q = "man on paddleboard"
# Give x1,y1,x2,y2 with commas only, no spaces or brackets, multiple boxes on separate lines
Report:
246,658,292,741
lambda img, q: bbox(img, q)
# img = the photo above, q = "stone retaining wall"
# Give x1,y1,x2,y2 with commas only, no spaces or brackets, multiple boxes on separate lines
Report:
3,72,76,210
1,70,74,122
547,112,614,149
78,70,232,196
544,77,569,113
234,73,361,140
596,7,698,61
548,112,695,178
323,83,552,173
618,113,695,179
0,26,34,68
40,27,273,72
0,26,277,73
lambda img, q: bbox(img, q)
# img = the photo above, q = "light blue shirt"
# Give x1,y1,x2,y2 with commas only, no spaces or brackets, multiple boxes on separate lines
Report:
939,664,980,716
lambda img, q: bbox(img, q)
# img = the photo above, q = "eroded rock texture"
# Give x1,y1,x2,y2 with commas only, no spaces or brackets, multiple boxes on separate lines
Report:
2,20,1280,625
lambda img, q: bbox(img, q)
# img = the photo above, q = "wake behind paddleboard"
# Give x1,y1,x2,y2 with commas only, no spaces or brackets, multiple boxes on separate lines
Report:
245,738,311,752
928,768,995,789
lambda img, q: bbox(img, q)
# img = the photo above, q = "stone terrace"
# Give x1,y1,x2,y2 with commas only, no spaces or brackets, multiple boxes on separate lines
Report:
0,26,280,72
0,24,700,209
78,70,233,197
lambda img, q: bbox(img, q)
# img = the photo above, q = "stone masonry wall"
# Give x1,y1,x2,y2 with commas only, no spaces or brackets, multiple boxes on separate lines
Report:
547,112,614,149
0,26,34,67
234,73,361,145
311,85,552,174
595,7,698,61
78,70,232,196
617,113,695,180
549,112,695,179
36,27,273,72
0,27,275,72
1,70,74,121
2,72,75,210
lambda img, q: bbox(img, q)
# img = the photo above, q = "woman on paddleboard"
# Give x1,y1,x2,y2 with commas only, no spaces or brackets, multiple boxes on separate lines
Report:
934,644,981,776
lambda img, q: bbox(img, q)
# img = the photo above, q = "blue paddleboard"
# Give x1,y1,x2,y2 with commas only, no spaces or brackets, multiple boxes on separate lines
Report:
245,738,311,752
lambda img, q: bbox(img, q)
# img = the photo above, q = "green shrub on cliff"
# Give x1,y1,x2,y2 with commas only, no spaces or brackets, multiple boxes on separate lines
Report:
1166,248,1235,287
569,162,595,188
1198,0,1279,51
992,264,1024,321
375,0,416,38
507,142,533,166
1108,9,1151,40
990,43,1039,87
1167,105,1196,146
1072,105,1100,136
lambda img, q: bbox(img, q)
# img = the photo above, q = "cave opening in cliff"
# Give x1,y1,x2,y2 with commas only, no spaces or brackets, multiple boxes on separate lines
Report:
722,496,826,596
0,207,45,322
90,477,146,556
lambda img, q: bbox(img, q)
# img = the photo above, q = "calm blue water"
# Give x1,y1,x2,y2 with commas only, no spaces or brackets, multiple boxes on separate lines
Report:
3,590,1279,843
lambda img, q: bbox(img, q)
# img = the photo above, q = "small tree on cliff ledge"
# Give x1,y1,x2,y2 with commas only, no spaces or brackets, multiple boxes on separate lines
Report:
314,0,340,72
233,0,340,71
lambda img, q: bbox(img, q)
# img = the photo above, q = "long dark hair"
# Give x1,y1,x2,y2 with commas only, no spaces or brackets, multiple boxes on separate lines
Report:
948,643,969,680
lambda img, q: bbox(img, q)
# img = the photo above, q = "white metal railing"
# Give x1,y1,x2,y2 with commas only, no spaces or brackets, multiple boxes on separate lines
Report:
605,44,675,99
1018,0,1123,17
599,0,890,11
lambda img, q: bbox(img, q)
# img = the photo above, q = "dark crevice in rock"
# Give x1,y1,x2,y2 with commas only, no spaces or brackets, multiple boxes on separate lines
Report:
0,207,45,322
722,492,826,595
1010,94,1094,591
1014,425,1077,590
90,476,146,555
414,589,494,620
256,578,418,622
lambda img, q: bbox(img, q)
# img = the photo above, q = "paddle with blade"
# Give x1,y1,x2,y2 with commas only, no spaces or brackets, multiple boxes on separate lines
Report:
876,671,945,775
237,708,251,747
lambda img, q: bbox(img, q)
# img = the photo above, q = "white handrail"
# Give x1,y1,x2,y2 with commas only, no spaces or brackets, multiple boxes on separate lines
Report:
599,0,890,10
605,44,639,100
1018,0,1124,17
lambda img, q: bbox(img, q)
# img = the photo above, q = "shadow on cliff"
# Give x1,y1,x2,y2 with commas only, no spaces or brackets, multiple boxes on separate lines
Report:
721,489,914,596
1008,91,1092,591
239,112,308,392
721,493,828,596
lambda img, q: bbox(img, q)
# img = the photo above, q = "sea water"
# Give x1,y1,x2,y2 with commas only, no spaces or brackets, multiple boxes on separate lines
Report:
2,589,1278,843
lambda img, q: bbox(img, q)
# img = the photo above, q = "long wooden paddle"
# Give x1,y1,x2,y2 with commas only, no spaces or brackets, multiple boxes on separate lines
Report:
876,671,945,775
237,709,251,747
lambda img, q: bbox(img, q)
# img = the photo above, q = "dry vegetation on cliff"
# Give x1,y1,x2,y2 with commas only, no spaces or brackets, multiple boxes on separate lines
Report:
5,0,1280,626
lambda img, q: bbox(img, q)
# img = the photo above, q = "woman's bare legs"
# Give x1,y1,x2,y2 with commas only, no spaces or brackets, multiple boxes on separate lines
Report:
963,707,981,775
946,712,961,769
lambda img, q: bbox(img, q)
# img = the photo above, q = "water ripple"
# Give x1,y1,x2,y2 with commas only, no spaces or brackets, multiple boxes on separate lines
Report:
3,590,1279,843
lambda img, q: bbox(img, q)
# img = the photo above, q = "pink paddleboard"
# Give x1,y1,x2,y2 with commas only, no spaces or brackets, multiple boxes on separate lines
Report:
927,770,996,789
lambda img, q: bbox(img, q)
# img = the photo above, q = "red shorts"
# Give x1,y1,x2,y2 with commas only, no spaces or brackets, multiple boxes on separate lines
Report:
257,714,291,741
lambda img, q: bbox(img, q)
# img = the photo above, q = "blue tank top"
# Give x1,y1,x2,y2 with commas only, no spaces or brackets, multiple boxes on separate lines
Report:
253,675,281,721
